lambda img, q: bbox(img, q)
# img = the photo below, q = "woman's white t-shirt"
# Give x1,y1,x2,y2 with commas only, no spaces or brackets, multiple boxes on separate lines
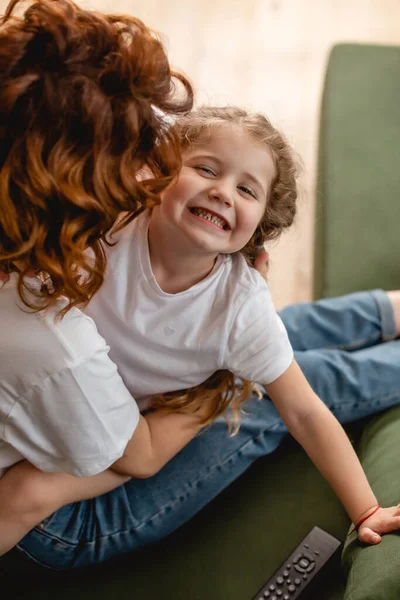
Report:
0,274,139,479
86,211,294,411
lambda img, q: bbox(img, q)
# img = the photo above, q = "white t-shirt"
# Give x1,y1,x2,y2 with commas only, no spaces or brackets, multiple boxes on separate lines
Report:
86,211,293,410
0,274,139,479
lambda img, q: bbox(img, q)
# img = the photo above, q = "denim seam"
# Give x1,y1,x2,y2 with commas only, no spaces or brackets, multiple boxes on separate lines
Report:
371,289,397,341
14,543,55,569
331,390,400,412
318,335,383,352
295,290,396,352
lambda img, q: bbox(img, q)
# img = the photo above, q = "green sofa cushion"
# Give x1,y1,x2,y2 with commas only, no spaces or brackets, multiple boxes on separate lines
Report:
314,43,400,299
342,406,400,600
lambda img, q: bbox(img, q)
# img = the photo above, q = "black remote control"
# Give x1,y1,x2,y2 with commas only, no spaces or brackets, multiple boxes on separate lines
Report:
251,526,341,600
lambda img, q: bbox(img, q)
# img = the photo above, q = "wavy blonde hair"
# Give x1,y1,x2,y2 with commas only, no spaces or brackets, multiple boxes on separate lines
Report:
150,106,300,434
0,0,193,313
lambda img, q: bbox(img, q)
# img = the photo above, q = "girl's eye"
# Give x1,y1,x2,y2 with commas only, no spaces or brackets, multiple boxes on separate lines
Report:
195,166,216,176
239,185,257,199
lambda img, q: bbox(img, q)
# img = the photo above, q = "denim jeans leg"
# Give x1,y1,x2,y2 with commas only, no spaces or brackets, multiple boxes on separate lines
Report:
279,290,397,352
294,340,400,424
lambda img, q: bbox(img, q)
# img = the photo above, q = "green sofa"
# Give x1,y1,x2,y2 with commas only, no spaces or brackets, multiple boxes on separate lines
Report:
2,43,400,600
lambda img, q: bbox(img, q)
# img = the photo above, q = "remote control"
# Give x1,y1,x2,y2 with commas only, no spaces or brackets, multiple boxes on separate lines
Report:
251,526,341,600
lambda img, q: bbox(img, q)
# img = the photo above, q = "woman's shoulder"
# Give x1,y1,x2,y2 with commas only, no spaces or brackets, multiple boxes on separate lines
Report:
0,275,109,395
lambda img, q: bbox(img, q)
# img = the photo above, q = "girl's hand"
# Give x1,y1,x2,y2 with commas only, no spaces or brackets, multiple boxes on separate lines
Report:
357,504,400,544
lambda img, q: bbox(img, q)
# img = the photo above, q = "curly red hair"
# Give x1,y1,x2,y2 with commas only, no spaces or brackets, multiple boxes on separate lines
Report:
0,0,193,312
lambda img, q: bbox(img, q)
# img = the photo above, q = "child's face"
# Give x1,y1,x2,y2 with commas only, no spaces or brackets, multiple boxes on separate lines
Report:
157,127,275,257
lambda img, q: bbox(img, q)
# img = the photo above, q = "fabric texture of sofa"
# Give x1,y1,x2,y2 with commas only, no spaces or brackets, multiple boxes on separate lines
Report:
2,42,400,600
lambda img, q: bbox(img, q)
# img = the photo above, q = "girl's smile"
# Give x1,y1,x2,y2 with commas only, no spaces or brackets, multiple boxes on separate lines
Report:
188,207,231,231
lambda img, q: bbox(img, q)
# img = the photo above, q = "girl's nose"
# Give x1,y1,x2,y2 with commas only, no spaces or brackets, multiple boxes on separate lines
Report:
208,182,233,206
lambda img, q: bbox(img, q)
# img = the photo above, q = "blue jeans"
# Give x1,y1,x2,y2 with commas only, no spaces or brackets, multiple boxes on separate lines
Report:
14,290,400,570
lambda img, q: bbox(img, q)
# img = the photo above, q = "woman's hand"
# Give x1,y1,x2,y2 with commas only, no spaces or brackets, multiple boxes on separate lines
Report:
0,266,36,287
357,504,400,544
0,268,9,285
253,249,269,281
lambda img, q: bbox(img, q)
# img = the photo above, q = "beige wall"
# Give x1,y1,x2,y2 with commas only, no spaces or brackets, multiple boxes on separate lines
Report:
2,0,399,308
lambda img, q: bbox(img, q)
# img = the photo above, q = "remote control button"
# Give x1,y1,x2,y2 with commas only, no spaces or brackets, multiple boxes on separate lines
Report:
287,578,292,584
294,578,301,586
269,585,276,591
293,554,302,563
276,591,283,597
270,597,277,600
314,551,320,555
263,592,270,598
276,577,284,585
288,585,296,593
286,564,291,569
283,570,289,578
283,596,290,600
303,574,308,580
306,562,316,572
304,544,309,549
294,564,306,573
299,558,309,568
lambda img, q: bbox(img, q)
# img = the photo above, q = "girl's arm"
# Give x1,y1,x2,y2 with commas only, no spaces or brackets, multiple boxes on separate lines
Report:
264,359,400,544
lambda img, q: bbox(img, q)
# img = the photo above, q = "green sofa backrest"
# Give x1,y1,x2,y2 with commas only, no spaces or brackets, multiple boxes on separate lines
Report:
314,43,400,299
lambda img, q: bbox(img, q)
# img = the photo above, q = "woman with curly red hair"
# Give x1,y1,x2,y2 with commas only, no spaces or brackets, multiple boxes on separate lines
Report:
0,0,205,563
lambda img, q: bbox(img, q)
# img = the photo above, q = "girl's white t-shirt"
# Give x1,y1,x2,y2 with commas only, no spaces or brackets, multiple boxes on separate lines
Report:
0,275,139,479
85,211,294,410
0,211,293,479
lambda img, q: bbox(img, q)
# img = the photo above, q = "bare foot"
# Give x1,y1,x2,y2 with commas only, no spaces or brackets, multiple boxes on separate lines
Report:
387,291,400,337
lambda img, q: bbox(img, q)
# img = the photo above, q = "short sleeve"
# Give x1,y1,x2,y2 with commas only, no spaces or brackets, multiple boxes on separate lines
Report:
4,344,139,477
225,285,293,385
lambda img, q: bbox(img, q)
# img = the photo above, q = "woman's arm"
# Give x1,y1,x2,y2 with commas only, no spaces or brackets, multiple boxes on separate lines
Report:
111,406,207,477
0,406,208,555
264,360,400,543
0,461,130,556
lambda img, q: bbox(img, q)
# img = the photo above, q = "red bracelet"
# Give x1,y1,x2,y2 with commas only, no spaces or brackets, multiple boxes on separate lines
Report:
348,504,381,536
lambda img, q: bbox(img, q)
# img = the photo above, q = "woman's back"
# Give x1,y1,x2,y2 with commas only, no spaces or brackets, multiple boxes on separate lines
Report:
0,273,139,479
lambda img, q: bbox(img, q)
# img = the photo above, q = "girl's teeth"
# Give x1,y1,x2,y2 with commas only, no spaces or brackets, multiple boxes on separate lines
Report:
193,209,226,229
